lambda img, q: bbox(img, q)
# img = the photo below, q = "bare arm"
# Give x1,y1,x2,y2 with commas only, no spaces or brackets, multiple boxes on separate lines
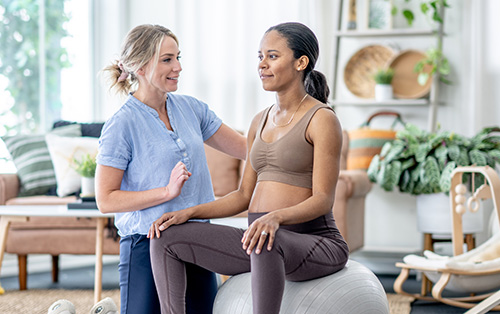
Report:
148,112,264,238
205,123,247,160
95,161,191,213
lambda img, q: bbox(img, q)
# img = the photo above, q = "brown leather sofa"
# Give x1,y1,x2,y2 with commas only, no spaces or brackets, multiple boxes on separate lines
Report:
0,131,371,290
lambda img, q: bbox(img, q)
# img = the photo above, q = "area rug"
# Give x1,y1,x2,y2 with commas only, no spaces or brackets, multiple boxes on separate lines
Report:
0,289,120,314
387,293,415,314
0,290,413,314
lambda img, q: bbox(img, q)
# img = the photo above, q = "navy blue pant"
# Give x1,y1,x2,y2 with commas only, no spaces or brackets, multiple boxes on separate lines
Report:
119,234,218,314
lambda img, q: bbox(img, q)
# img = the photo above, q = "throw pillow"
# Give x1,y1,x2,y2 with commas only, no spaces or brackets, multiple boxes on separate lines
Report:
53,120,105,138
45,134,99,197
1,124,82,196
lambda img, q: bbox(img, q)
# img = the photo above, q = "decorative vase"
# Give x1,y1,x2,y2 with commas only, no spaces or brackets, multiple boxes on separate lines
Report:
81,177,95,197
416,193,484,235
374,84,393,101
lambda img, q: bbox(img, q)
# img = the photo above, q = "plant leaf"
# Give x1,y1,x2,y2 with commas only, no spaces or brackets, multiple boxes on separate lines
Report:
432,11,443,24
421,156,440,189
420,3,429,14
418,73,429,86
439,161,456,193
439,58,451,75
435,145,448,170
367,155,380,182
416,143,431,163
414,60,425,73
378,163,393,191
384,142,406,163
400,170,411,192
379,141,393,158
391,5,398,16
402,9,414,26
488,150,500,162
389,160,403,190
469,149,488,166
448,144,460,161
457,147,470,166
401,158,416,171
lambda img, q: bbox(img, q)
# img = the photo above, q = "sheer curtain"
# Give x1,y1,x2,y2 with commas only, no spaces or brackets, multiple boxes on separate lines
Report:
102,0,338,131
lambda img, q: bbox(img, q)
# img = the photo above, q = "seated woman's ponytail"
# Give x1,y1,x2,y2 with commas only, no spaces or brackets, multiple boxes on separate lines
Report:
305,70,330,104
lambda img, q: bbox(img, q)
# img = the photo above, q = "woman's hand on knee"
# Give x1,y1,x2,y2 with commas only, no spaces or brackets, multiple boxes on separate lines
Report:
147,210,190,238
242,214,279,255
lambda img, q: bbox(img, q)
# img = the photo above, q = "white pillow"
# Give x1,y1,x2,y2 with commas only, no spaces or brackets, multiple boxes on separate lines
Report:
45,134,98,197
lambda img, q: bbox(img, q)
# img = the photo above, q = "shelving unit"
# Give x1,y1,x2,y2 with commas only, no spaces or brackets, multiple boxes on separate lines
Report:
333,99,429,107
332,0,445,131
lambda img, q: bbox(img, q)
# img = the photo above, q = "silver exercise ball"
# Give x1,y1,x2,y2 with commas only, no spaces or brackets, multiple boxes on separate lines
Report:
213,260,389,314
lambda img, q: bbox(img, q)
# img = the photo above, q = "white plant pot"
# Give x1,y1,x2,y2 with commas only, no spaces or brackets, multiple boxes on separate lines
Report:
375,84,393,102
81,177,95,197
416,193,484,235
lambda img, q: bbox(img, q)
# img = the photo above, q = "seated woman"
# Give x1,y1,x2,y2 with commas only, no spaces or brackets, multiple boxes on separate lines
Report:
148,22,349,314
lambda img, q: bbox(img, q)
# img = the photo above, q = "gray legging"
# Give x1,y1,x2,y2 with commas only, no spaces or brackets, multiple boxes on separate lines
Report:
150,212,349,314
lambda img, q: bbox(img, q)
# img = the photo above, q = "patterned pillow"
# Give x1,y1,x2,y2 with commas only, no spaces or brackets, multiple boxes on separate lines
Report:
45,134,98,197
52,120,104,138
1,124,82,196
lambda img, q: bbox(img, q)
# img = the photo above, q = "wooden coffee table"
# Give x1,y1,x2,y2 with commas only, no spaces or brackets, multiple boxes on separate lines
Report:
0,205,114,303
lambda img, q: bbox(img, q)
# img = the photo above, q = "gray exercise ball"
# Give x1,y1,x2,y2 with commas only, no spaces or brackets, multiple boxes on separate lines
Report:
213,259,389,314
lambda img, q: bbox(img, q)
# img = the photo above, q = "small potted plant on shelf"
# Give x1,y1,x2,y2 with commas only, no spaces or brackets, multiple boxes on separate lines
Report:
73,153,97,197
373,68,394,102
367,124,500,234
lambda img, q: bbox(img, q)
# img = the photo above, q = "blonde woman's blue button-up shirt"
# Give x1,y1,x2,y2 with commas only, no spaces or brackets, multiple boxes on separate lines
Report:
97,93,222,236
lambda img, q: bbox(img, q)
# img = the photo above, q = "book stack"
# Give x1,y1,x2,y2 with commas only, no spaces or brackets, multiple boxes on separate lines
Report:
67,196,98,210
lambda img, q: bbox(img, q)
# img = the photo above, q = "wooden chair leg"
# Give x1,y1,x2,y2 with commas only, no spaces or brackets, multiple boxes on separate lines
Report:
465,234,476,251
17,255,27,290
52,255,59,283
421,233,434,295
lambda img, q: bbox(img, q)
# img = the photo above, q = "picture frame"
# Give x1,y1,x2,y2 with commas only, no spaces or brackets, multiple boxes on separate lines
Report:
367,0,392,30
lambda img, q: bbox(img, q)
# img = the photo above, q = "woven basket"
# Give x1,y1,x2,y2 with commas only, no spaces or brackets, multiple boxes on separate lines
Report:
344,45,396,98
347,111,404,171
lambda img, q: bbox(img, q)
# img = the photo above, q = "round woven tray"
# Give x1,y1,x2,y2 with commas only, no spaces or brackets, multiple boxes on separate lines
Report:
344,45,396,98
388,49,433,99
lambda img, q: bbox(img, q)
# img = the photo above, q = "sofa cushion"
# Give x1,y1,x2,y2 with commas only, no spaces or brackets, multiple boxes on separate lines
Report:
204,145,241,197
5,195,78,206
53,120,105,138
45,134,99,197
6,228,120,255
1,124,82,197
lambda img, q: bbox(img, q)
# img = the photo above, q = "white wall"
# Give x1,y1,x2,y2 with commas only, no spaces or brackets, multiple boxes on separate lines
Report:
92,0,500,252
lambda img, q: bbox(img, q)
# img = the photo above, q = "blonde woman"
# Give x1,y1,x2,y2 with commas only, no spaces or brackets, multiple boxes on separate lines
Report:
96,24,246,314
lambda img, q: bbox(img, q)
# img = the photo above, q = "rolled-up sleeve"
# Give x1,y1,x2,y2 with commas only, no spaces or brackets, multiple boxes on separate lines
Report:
97,117,131,170
195,99,222,141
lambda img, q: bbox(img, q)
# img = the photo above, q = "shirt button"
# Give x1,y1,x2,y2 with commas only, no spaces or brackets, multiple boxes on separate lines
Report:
177,139,181,143
183,153,187,157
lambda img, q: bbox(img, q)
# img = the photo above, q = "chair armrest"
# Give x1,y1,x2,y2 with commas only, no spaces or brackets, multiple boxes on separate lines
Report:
338,170,372,198
0,173,20,205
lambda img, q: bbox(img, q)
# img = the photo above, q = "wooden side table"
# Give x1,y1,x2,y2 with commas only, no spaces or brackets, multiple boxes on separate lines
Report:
0,205,113,303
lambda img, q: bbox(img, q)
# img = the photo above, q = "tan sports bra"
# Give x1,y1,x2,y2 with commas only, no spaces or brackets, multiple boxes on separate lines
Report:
250,104,333,189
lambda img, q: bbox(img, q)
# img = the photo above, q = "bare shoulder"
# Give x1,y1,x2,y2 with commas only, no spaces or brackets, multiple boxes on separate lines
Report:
247,108,267,140
307,106,342,141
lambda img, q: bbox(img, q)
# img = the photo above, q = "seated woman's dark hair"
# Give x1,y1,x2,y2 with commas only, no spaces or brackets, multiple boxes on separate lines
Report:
266,22,330,104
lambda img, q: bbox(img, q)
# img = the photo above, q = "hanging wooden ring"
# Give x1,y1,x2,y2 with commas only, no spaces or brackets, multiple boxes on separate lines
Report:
467,196,480,213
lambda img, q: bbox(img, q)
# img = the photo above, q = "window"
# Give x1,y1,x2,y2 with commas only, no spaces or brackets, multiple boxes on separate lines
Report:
0,0,91,172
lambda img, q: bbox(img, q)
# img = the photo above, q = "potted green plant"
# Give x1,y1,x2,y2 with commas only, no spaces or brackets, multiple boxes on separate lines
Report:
73,153,97,197
367,124,500,233
373,68,394,101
